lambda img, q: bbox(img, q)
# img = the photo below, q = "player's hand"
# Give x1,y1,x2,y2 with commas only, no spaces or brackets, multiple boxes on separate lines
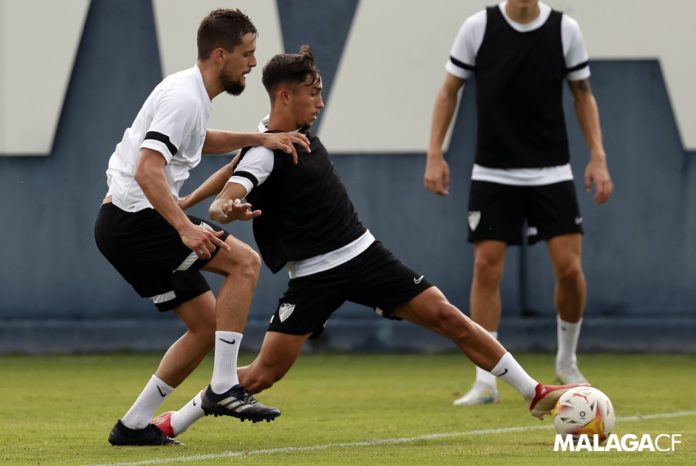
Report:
424,155,450,196
180,222,229,259
261,132,311,164
585,156,613,204
221,198,261,222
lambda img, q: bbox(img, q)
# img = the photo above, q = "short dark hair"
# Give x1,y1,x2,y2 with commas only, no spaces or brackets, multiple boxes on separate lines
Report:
197,9,257,59
262,45,321,98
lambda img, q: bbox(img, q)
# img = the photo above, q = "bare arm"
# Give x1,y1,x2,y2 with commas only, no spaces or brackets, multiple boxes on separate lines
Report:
568,79,613,204
203,129,311,163
424,73,466,196
134,148,229,258
179,154,240,210
209,181,260,224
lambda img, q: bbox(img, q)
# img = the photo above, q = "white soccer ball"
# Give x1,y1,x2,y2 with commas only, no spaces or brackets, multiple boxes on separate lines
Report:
553,386,616,442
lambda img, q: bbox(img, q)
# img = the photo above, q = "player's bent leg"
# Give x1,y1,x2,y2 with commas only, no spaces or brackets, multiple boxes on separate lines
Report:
111,293,216,445
155,292,217,387
203,235,261,331
238,331,309,394
197,236,280,423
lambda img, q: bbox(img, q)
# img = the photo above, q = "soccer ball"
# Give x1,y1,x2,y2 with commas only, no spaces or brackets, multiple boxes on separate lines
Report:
553,386,616,442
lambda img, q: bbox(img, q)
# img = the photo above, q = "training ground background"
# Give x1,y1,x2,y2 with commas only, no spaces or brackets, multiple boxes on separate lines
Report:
1,0,696,354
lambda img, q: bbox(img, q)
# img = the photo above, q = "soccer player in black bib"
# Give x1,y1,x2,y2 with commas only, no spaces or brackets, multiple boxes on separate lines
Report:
424,0,613,405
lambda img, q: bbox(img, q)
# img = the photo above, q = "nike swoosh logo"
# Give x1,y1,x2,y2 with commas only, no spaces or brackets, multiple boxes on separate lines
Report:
498,368,508,377
157,385,167,397
413,275,424,284
219,338,236,345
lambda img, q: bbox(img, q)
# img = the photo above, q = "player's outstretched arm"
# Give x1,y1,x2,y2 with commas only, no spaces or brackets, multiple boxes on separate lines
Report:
203,129,310,164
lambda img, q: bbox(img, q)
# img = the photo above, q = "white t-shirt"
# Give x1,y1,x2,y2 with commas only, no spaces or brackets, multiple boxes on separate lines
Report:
106,65,211,211
445,1,590,186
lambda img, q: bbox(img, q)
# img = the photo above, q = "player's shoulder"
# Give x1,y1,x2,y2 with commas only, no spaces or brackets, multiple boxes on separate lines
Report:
239,145,274,166
560,11,582,34
245,145,274,158
461,8,487,31
450,8,487,47
156,69,204,106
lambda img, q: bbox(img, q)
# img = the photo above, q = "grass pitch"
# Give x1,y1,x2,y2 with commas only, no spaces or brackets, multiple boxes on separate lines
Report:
0,353,694,465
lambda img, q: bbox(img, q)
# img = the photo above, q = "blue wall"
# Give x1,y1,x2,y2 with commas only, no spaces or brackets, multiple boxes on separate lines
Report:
1,0,694,353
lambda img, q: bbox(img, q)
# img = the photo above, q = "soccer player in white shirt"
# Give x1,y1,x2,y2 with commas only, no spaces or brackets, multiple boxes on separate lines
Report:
95,9,309,446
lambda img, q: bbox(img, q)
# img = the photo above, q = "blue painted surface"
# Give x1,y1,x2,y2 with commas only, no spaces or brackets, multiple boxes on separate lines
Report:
0,1,694,352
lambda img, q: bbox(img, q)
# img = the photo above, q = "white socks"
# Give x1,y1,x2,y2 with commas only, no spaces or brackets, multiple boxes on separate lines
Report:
475,331,498,387
556,317,582,370
166,330,245,435
121,330,243,433
490,352,538,401
170,391,205,436
210,330,243,393
121,374,174,429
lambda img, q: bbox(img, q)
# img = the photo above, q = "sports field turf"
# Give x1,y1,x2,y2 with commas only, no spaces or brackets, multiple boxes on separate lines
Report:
0,353,694,465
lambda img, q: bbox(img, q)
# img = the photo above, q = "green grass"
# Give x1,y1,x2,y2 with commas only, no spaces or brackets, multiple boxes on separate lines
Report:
0,353,694,465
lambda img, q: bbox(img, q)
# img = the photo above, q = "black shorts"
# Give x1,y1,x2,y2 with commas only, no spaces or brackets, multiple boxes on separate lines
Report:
267,241,433,338
467,180,583,245
94,203,230,312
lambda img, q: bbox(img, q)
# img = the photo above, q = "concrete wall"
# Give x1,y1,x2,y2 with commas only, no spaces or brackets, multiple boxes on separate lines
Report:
1,0,695,353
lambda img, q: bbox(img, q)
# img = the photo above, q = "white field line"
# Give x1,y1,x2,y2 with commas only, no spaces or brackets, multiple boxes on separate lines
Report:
89,410,696,466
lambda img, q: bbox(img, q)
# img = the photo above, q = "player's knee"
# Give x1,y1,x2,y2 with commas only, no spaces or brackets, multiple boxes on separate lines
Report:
218,241,261,279
472,256,503,286
432,302,475,339
556,261,584,284
235,246,261,279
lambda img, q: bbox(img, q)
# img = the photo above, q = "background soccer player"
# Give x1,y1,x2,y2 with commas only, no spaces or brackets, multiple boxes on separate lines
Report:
424,0,613,406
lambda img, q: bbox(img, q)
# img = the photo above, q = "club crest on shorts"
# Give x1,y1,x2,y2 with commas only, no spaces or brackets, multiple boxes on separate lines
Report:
468,211,481,231
279,303,295,322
